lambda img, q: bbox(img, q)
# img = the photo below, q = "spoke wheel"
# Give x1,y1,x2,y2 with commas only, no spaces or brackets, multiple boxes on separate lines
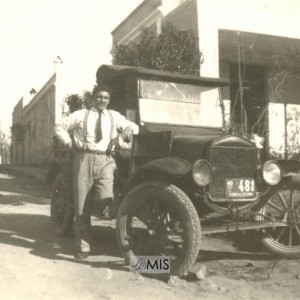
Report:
50,173,74,237
258,187,300,257
116,181,201,277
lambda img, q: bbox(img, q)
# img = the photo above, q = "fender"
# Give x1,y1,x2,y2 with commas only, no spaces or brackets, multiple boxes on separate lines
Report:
257,159,300,188
277,159,300,186
122,157,191,195
276,159,300,174
254,159,300,211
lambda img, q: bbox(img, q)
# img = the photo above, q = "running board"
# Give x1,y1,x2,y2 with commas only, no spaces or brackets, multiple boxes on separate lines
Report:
202,221,286,234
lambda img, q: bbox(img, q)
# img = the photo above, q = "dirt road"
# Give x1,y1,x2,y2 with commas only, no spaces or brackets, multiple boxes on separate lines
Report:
0,172,299,300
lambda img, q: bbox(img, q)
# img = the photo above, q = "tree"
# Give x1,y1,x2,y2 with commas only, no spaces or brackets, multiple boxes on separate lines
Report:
0,130,10,164
112,24,203,76
0,131,9,144
268,45,300,159
228,38,300,159
64,91,92,114
227,42,268,140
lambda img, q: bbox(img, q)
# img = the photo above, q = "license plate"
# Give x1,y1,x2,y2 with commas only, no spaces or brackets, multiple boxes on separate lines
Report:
225,178,256,198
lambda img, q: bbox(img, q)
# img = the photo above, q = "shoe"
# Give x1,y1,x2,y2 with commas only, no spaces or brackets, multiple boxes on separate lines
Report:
74,251,89,259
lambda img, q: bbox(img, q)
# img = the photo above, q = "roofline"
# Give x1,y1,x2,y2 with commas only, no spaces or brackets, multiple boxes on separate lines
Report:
111,0,162,35
23,73,56,115
96,64,229,87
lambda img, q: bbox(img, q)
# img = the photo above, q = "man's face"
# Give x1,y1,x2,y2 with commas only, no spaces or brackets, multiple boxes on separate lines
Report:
93,91,110,111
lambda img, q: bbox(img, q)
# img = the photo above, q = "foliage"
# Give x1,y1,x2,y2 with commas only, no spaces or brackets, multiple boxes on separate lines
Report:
228,39,300,159
64,91,92,114
269,46,300,103
267,46,300,159
112,24,203,76
228,43,267,140
64,25,202,114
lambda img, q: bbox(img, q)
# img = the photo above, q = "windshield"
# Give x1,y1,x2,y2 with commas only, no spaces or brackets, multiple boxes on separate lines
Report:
139,79,223,127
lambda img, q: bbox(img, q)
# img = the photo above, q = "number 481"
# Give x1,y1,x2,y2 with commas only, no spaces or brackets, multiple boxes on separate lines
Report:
238,179,255,192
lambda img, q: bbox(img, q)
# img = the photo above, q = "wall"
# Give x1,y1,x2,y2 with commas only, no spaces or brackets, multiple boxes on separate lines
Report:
11,74,57,167
112,0,162,46
23,85,56,166
11,99,23,164
196,0,300,77
163,0,197,32
211,0,300,40
112,0,300,159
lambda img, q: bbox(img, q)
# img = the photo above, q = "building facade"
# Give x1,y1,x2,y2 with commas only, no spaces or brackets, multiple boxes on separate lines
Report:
11,75,55,166
111,0,300,159
11,62,66,167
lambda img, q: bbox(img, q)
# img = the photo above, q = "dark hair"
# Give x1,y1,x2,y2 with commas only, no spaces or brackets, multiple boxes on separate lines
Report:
92,83,112,96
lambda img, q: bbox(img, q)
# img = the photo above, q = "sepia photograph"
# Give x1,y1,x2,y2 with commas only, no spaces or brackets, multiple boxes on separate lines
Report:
0,0,300,299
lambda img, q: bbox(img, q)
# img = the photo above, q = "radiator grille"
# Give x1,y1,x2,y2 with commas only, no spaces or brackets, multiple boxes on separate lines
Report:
209,146,257,200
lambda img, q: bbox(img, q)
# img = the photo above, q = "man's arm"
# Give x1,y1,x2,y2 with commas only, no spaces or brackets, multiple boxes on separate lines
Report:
55,110,82,149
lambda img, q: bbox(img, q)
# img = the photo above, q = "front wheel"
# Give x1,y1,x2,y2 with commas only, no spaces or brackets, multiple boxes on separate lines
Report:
116,181,201,277
50,173,74,237
258,186,300,257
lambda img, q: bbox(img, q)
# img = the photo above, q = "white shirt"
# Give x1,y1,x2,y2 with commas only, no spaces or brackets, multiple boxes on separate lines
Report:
55,107,139,151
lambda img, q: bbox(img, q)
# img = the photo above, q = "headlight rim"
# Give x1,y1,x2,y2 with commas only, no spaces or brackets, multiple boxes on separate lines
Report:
192,159,213,187
262,160,282,186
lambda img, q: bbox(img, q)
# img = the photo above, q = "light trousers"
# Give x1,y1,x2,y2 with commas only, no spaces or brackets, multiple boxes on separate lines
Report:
73,151,116,252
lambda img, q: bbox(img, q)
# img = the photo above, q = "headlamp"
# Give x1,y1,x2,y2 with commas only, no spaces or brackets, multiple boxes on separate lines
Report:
262,161,282,185
192,159,213,186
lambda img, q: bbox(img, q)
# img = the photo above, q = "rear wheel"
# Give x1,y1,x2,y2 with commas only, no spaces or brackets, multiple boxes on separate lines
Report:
50,173,74,237
258,187,300,257
116,181,201,277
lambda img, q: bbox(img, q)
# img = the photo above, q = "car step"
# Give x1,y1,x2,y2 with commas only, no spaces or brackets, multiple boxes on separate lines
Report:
202,221,286,234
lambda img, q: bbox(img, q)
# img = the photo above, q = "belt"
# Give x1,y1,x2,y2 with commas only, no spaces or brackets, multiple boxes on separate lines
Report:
84,149,107,155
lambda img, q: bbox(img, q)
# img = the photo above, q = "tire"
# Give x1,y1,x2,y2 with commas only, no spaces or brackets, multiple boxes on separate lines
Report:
116,181,201,277
257,186,300,257
50,173,74,237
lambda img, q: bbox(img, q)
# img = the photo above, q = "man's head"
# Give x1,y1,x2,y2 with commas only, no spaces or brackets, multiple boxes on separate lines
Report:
92,83,112,111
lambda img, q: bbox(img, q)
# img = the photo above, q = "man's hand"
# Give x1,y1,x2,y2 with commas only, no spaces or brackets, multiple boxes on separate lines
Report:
122,127,133,143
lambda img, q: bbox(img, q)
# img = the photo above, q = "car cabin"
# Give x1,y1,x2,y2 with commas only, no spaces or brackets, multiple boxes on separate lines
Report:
96,65,229,137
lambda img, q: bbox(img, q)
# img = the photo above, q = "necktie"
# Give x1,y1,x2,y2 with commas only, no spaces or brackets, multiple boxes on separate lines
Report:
95,111,102,143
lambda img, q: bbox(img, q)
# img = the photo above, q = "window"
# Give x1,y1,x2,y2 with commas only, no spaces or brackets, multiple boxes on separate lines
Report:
139,79,223,127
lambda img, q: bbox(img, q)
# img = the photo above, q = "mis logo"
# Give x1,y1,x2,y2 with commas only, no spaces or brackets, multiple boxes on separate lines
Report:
130,256,170,273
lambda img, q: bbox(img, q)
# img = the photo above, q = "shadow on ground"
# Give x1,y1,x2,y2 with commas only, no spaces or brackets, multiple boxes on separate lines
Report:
0,172,127,274
0,171,279,279
199,232,272,262
0,212,129,272
0,172,50,202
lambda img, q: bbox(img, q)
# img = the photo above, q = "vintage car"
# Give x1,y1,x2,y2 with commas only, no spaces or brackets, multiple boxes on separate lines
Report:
49,65,300,277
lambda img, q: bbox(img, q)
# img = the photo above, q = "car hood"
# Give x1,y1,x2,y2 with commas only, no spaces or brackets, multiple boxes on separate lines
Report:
171,134,255,163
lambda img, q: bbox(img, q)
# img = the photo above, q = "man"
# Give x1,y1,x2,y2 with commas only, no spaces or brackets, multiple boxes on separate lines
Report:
55,83,139,259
